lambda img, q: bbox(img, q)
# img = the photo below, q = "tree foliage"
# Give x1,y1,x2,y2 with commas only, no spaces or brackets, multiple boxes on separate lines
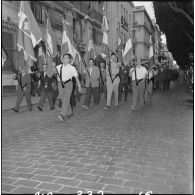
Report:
153,1,193,68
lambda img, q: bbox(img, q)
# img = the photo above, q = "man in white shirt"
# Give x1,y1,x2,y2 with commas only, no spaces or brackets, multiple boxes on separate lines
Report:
56,53,82,121
129,58,148,111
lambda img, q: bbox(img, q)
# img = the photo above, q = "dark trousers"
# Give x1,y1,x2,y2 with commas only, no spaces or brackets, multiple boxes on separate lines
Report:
15,89,32,111
119,82,128,100
84,86,99,106
53,88,59,105
31,82,40,96
38,90,54,109
164,79,171,90
100,84,107,101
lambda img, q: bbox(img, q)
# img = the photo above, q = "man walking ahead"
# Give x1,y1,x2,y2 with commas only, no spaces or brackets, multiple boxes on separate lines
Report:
12,67,32,113
129,58,148,111
104,52,121,109
82,58,100,109
56,53,82,122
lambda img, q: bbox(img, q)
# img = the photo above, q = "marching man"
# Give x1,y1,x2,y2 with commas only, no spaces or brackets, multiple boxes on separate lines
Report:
56,53,82,122
129,58,148,111
104,52,121,109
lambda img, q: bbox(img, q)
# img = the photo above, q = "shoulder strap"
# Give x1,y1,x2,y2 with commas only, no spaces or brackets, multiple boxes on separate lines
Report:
135,68,138,86
60,65,63,82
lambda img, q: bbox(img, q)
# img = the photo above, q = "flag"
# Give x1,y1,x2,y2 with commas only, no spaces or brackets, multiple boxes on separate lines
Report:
122,29,133,65
86,31,96,61
17,1,42,62
101,6,109,58
45,13,57,58
149,35,154,66
2,48,6,67
149,35,154,59
116,25,123,62
38,43,46,71
61,19,77,60
45,13,58,76
38,45,46,64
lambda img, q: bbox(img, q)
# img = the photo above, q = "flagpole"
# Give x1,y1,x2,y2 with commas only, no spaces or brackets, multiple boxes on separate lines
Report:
2,44,23,91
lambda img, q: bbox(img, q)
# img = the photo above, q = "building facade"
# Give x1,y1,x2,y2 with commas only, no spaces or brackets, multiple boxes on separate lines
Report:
152,19,162,63
104,1,134,52
2,1,104,94
132,6,155,61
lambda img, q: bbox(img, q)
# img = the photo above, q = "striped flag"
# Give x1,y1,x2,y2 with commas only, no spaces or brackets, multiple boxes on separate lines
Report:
2,48,6,67
61,18,77,60
17,1,42,62
101,6,109,58
122,27,133,65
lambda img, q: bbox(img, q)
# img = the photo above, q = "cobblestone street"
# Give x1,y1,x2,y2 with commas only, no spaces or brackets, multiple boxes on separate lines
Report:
2,81,193,194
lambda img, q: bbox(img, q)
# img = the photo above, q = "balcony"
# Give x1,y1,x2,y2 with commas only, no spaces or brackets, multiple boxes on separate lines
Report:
121,16,128,31
133,21,138,26
70,1,103,24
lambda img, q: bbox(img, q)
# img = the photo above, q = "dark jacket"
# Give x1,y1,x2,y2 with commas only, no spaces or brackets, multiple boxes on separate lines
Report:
39,72,54,92
119,66,129,83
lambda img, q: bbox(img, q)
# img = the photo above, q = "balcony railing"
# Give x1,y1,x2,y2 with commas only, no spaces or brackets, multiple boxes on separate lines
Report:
121,16,128,31
70,1,103,24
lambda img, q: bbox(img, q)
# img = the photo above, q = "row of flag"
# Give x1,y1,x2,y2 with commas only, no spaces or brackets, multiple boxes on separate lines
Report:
2,1,154,73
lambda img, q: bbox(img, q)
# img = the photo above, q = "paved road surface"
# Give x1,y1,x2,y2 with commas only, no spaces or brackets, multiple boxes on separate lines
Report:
2,81,193,194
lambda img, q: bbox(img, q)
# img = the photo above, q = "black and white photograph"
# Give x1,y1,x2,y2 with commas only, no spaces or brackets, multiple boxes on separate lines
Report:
1,1,193,194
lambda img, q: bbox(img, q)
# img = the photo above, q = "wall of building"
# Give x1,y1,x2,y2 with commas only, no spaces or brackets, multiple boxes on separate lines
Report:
106,1,134,52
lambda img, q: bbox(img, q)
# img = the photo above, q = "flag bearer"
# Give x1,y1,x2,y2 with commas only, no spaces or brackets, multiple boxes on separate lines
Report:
129,58,148,111
56,53,82,122
12,67,32,112
104,52,121,109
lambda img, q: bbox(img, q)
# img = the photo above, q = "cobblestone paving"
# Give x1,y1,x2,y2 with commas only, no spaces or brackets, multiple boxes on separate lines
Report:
2,82,193,194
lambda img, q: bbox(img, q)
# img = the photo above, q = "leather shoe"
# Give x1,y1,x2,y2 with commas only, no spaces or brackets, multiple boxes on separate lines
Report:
12,108,19,113
36,106,42,112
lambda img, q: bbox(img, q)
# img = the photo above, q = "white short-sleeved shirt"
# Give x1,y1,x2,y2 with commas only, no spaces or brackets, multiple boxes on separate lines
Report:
56,63,78,82
130,66,148,81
